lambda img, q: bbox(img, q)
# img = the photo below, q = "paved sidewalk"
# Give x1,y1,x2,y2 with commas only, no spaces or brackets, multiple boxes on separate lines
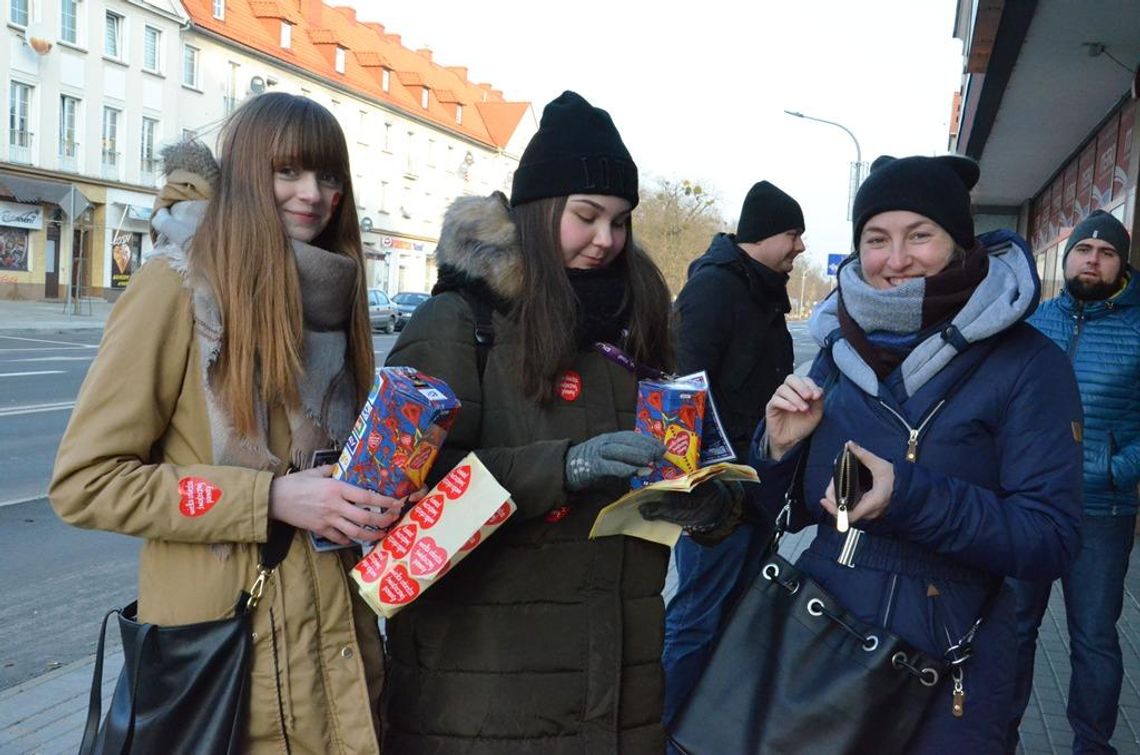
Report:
0,298,112,334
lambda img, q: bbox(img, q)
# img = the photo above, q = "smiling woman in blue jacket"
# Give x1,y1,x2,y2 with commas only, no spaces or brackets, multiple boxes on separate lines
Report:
752,155,1083,753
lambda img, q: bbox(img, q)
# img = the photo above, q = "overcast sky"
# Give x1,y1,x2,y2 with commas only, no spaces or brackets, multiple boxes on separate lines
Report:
342,0,964,269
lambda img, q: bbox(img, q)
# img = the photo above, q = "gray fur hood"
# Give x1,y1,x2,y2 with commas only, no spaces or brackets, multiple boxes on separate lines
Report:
433,193,524,301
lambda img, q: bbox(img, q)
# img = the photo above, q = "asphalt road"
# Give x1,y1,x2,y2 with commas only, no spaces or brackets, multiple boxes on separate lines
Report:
0,330,400,690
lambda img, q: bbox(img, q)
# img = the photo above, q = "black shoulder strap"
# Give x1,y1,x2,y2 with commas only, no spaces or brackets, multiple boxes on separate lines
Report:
459,288,494,380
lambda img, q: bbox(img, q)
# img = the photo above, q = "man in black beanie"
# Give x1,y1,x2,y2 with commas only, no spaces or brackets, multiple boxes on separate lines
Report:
662,180,805,726
1007,209,1140,753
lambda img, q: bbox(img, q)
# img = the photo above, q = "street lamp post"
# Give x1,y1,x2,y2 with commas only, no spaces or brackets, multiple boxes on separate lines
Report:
784,110,865,220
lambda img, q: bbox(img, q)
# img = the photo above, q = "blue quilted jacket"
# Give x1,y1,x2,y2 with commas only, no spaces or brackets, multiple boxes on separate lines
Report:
1029,270,1140,516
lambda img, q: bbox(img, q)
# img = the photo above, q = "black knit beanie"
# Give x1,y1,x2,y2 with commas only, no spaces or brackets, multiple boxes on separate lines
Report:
510,91,638,208
736,181,805,243
1063,210,1131,262
852,155,979,249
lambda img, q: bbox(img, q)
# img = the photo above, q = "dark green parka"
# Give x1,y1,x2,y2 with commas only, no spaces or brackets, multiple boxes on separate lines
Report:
383,195,669,754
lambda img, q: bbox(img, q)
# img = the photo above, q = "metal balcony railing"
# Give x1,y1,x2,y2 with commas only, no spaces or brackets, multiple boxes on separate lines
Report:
9,131,33,164
58,140,80,172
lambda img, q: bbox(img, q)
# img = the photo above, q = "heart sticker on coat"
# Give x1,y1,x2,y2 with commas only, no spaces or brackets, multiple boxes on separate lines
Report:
178,477,222,517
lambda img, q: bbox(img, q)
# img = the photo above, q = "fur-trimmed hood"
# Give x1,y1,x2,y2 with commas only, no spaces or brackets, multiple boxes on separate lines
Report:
433,192,524,302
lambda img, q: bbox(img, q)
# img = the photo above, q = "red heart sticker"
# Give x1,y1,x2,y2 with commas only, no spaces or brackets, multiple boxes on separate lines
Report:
410,494,445,529
460,531,482,551
558,370,582,402
544,505,571,524
667,432,690,456
401,403,423,425
379,564,421,605
485,501,513,526
439,465,472,500
647,390,663,412
178,477,222,517
367,430,381,453
354,549,389,583
381,523,418,559
409,536,449,577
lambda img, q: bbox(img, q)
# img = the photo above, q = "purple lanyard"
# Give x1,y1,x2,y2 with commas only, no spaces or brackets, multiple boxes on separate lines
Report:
593,342,672,381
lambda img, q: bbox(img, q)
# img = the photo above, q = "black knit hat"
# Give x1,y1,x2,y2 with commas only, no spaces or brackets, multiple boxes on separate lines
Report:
1063,210,1131,262
510,91,638,208
852,155,979,249
736,181,805,243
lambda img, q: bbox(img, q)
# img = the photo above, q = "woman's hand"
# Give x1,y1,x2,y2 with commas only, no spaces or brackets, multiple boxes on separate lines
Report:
268,465,419,545
765,375,825,460
819,442,894,525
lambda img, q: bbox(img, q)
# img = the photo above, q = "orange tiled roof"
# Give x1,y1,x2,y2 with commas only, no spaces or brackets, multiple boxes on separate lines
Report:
182,0,529,149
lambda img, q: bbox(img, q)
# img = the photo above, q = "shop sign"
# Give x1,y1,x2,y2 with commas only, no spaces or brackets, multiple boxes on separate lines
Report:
111,232,142,289
380,235,426,252
0,201,43,230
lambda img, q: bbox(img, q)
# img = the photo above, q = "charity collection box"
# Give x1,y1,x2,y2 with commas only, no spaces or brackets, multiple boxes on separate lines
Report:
352,453,515,618
631,377,708,488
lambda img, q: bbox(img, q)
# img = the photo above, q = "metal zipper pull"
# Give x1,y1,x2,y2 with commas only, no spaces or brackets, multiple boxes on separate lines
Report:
951,666,965,718
836,502,849,533
905,429,919,462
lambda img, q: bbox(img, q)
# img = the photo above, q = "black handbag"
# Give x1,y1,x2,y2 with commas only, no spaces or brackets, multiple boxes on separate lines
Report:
79,522,294,755
669,443,993,755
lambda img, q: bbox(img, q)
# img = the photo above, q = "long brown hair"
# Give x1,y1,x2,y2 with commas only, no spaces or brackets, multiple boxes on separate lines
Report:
512,197,674,402
189,93,373,437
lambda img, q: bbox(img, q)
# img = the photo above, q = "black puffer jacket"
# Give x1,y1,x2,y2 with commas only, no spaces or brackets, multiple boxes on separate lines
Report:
673,233,794,458
382,195,669,754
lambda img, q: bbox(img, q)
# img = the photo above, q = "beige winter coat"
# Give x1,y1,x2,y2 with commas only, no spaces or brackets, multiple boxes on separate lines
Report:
50,258,385,754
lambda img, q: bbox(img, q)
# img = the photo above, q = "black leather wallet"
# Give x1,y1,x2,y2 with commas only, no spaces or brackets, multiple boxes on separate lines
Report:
833,446,873,533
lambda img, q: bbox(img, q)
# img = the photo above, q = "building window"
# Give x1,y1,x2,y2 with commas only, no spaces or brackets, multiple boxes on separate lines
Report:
224,61,239,114
181,128,195,141
61,0,79,43
456,104,463,125
335,47,346,74
427,138,436,167
381,69,390,92
183,45,200,88
420,87,429,109
104,12,123,59
383,122,392,151
357,110,368,144
8,82,33,163
380,181,389,213
102,106,121,173
140,117,159,178
59,95,80,170
212,0,225,20
406,131,416,173
143,26,162,73
9,0,28,27
0,227,30,271
280,22,292,49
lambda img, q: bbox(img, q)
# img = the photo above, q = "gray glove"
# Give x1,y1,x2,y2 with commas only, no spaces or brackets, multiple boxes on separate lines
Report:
565,431,665,492
639,480,745,543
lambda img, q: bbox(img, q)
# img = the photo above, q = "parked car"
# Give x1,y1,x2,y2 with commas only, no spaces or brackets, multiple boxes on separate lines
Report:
393,291,430,331
368,289,398,333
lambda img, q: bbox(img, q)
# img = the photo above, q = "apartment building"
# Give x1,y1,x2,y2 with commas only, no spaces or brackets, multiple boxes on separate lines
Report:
1,0,534,300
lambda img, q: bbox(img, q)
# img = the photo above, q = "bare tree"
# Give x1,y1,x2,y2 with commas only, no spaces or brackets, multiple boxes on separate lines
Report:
789,256,837,318
636,177,729,295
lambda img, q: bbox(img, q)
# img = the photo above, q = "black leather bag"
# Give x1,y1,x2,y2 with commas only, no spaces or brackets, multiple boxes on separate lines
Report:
79,523,294,755
668,540,947,754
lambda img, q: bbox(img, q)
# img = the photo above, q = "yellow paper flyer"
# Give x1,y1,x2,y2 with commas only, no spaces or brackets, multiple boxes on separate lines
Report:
589,463,759,546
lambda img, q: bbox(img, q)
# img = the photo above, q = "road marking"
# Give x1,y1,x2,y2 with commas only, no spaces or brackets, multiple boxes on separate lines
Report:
0,334,98,348
0,370,65,378
5,356,93,363
0,401,75,417
0,494,45,508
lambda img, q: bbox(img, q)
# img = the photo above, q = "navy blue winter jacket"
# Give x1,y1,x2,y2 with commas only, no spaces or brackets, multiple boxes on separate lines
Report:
750,231,1083,753
1029,270,1140,516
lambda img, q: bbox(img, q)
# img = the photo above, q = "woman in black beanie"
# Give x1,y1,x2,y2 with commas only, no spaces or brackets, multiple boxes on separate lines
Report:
382,91,735,754
748,155,1084,752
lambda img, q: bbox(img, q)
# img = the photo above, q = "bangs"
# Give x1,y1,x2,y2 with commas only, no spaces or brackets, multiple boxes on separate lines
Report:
269,99,350,177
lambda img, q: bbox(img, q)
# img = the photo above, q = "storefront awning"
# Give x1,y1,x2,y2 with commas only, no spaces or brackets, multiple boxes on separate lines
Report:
0,173,91,219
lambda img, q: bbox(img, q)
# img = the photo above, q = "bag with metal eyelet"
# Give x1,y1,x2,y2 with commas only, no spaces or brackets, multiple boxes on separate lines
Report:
668,436,994,755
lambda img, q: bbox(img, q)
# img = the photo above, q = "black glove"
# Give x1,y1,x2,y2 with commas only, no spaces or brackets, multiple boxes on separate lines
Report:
565,431,665,492
638,479,745,543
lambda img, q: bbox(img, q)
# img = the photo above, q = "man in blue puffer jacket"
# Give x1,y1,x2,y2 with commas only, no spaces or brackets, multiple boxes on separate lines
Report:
1007,210,1139,754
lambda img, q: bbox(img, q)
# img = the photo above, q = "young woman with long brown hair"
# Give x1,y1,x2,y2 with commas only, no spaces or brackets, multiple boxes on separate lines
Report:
51,93,405,753
382,91,742,754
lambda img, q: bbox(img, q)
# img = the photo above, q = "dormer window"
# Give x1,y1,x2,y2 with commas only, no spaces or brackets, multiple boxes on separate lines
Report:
335,47,346,73
456,104,463,125
212,0,225,20
381,69,390,92
420,87,429,109
280,22,292,49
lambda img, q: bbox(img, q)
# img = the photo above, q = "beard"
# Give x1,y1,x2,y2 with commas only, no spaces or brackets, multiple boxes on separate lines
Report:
1065,272,1123,301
